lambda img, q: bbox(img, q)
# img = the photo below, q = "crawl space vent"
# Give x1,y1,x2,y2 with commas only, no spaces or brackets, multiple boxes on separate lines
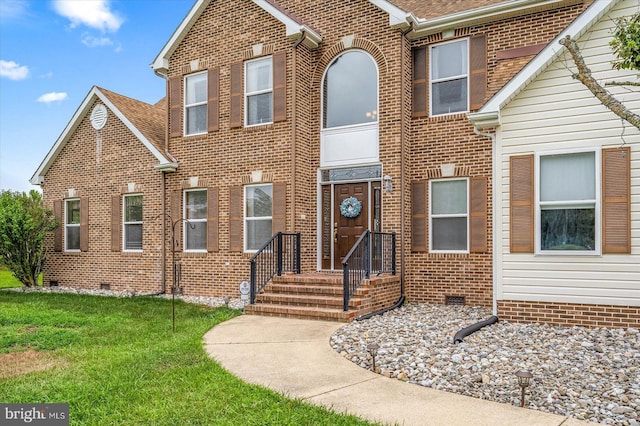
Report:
445,296,465,306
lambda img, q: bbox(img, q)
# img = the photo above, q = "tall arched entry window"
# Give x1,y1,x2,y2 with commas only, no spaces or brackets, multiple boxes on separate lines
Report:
320,50,379,167
318,50,382,270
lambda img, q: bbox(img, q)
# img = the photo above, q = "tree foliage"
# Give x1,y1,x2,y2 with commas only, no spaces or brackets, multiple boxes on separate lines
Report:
610,12,640,72
0,190,58,287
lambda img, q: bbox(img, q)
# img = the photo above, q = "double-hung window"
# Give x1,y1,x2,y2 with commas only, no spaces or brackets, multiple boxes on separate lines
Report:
184,189,207,251
537,150,598,253
430,179,468,252
245,57,272,126
184,72,207,135
430,39,468,116
123,194,143,251
65,199,80,251
244,184,272,251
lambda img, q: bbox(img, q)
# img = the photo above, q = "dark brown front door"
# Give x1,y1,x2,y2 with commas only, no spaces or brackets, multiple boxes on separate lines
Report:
334,183,368,266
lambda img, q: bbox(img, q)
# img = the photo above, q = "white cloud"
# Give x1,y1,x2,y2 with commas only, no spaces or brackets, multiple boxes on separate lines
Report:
81,32,113,47
0,0,29,21
0,60,29,80
39,71,54,79
53,0,123,33
37,92,68,103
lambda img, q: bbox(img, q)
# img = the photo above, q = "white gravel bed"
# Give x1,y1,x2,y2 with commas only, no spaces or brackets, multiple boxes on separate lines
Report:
330,303,640,425
6,285,245,310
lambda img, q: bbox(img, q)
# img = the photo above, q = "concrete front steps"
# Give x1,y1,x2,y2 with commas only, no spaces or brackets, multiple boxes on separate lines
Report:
244,273,374,322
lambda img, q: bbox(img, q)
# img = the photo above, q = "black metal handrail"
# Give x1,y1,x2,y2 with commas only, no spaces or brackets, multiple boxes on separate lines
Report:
249,232,301,304
342,231,396,311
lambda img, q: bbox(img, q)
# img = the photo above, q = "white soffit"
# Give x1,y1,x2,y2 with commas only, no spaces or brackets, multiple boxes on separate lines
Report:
151,0,321,72
469,0,618,127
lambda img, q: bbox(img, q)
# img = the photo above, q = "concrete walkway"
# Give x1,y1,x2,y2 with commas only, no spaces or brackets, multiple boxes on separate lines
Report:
203,315,592,426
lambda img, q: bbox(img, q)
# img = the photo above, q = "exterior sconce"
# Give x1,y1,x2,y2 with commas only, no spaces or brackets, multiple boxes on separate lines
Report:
515,370,533,407
367,342,380,372
383,175,392,193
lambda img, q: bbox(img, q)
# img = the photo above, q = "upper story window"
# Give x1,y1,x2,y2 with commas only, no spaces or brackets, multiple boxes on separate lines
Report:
430,38,468,116
430,178,469,252
123,194,143,251
184,189,207,251
184,72,207,135
245,57,273,126
537,150,598,253
65,198,80,251
322,50,378,129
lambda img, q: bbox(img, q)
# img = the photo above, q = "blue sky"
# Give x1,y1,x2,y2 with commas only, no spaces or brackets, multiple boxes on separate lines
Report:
0,0,194,192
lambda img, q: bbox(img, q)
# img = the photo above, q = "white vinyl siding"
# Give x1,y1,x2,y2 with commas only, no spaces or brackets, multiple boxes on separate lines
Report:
496,0,640,307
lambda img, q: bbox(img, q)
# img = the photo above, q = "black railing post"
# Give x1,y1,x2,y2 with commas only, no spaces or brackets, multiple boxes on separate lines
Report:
250,260,257,304
295,233,301,274
276,232,283,276
343,264,349,312
391,232,397,276
364,230,371,280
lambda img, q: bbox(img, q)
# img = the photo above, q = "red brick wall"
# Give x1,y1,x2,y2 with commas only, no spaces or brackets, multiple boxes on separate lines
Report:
42,98,165,294
405,3,587,308
499,300,640,328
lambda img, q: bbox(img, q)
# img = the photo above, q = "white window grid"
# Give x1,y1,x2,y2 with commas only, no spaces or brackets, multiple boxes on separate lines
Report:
64,198,80,252
184,71,208,136
244,56,273,127
183,188,207,252
429,177,469,253
244,183,273,253
429,38,469,117
123,193,143,252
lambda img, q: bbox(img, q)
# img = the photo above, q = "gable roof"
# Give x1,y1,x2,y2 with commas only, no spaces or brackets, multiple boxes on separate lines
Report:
151,0,322,72
30,86,177,185
469,0,619,128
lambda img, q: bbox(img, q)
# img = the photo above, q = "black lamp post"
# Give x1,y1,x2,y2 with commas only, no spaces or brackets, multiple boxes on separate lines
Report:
515,370,533,407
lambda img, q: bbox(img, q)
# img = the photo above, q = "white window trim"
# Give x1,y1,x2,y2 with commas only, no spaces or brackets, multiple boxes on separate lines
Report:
183,71,208,136
429,38,469,117
64,198,81,252
320,49,380,131
244,183,273,253
534,148,601,256
244,56,273,128
429,178,469,254
123,193,143,252
183,188,207,253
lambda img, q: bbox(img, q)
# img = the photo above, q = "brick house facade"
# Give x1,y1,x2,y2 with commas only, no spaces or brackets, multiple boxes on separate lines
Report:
32,0,638,327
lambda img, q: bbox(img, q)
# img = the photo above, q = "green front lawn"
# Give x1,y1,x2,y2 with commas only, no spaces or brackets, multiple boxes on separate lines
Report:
0,265,42,288
0,292,373,425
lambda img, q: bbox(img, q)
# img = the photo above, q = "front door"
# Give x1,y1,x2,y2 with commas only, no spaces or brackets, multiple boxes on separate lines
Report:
334,183,368,267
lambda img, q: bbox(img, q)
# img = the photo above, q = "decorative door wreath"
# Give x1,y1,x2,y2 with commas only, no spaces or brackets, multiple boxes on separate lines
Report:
340,196,362,218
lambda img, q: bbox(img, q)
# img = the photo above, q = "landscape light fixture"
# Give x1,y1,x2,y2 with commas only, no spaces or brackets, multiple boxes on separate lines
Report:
515,370,533,407
367,342,380,372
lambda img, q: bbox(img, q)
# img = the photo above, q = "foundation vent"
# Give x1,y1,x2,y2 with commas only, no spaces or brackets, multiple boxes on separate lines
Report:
445,296,465,306
100,283,111,290
49,280,59,287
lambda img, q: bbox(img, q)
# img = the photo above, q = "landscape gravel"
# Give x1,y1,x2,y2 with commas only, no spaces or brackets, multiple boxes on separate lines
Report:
330,303,640,425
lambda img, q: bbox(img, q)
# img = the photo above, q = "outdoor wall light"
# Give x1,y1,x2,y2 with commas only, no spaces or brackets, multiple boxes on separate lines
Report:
515,370,534,407
367,342,380,372
383,175,392,193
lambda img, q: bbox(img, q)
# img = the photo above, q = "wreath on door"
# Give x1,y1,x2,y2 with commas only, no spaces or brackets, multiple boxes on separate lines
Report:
340,196,362,218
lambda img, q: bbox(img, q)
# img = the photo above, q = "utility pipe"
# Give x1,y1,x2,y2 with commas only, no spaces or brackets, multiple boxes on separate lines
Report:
453,315,499,344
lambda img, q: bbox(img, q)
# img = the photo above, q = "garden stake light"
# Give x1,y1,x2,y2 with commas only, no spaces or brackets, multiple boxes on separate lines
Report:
367,342,380,372
515,370,533,407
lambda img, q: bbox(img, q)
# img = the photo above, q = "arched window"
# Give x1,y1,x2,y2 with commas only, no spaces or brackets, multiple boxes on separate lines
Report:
322,50,378,129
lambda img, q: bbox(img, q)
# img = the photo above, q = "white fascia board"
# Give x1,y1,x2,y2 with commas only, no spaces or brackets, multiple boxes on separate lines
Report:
368,0,414,29
253,1,322,48
468,111,501,128
152,0,322,72
95,89,171,165
30,86,101,185
151,0,209,72
30,86,172,185
409,0,577,38
477,0,617,118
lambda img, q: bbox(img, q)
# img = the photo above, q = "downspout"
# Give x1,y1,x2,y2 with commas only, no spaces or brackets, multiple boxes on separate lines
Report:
473,126,497,316
155,68,170,294
290,32,306,233
399,25,412,299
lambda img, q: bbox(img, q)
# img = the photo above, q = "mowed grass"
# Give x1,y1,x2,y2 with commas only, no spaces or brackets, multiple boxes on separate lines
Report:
0,265,42,288
0,292,373,426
